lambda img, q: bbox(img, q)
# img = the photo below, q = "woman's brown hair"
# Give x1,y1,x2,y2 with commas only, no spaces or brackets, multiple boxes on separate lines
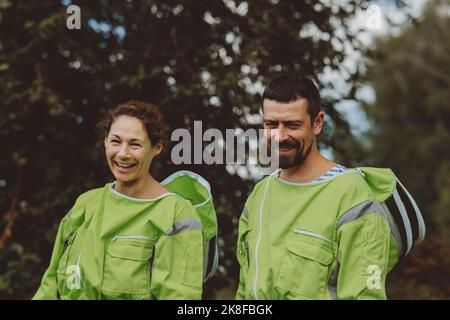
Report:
96,100,167,150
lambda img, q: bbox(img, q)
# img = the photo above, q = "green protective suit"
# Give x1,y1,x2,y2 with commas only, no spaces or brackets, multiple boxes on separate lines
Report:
33,181,204,300
161,170,218,282
236,169,401,300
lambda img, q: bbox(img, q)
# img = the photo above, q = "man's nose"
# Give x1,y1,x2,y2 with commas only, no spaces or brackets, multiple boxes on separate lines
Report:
272,125,288,142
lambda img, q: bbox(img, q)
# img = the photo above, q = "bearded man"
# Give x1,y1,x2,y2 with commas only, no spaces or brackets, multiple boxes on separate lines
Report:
235,74,393,300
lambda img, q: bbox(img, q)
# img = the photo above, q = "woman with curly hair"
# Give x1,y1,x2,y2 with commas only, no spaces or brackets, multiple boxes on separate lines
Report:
33,100,204,300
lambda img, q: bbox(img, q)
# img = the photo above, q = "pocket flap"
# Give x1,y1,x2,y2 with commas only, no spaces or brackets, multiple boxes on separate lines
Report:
107,244,153,261
286,240,333,265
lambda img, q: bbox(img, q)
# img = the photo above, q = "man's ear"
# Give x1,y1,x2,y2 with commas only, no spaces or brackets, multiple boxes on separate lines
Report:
313,111,325,136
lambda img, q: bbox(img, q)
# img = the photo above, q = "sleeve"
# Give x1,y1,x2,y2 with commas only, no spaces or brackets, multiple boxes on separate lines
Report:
235,204,250,300
150,200,204,300
336,210,391,300
32,214,73,300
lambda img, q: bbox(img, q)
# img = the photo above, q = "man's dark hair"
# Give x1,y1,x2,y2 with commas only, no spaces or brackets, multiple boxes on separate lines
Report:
262,74,321,122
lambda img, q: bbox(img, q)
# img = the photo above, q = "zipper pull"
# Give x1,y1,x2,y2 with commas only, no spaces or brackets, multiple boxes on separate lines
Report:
355,167,365,177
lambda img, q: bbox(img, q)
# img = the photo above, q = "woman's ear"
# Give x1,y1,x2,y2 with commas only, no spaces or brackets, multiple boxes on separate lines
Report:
153,142,163,156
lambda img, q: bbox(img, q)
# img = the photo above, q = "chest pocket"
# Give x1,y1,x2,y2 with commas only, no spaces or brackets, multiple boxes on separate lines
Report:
102,237,154,296
277,238,334,299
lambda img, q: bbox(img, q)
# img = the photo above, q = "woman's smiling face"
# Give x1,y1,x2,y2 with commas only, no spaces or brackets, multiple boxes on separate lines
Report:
104,115,161,184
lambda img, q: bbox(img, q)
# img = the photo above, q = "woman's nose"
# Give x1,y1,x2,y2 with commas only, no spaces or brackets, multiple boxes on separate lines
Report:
117,144,129,158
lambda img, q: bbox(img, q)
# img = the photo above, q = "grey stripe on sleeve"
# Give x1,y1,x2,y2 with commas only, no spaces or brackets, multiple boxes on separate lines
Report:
165,218,202,236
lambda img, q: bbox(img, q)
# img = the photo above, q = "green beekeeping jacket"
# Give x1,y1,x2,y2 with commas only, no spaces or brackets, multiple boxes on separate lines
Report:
236,169,401,300
161,170,218,282
33,182,204,300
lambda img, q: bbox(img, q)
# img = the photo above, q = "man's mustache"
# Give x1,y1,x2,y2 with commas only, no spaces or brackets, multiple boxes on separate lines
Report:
278,139,301,150
267,138,301,151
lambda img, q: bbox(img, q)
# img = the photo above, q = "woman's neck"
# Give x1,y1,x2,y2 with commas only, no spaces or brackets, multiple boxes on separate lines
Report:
114,175,169,199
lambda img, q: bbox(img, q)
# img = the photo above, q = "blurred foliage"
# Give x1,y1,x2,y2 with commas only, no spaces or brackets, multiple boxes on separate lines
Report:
387,235,450,299
363,0,450,299
1,0,446,300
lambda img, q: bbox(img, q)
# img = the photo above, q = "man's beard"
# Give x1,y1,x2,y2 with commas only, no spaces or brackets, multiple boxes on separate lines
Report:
269,138,312,169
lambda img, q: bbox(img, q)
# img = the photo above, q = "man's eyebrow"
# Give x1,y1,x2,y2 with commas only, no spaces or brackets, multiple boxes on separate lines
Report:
282,120,303,125
263,120,303,125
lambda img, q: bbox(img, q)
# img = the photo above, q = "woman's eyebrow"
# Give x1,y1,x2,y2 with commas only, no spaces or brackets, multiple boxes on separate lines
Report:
110,134,145,142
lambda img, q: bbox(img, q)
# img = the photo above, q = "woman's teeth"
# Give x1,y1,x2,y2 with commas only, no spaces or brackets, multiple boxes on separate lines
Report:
115,161,135,168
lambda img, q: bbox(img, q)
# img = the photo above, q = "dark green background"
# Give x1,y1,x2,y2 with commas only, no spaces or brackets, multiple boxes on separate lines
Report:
0,0,448,299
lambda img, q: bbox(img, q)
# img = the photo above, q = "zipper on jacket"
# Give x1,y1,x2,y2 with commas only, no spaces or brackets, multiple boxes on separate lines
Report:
253,175,273,299
111,235,153,241
244,241,250,267
149,246,156,300
64,231,76,247
291,228,332,243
